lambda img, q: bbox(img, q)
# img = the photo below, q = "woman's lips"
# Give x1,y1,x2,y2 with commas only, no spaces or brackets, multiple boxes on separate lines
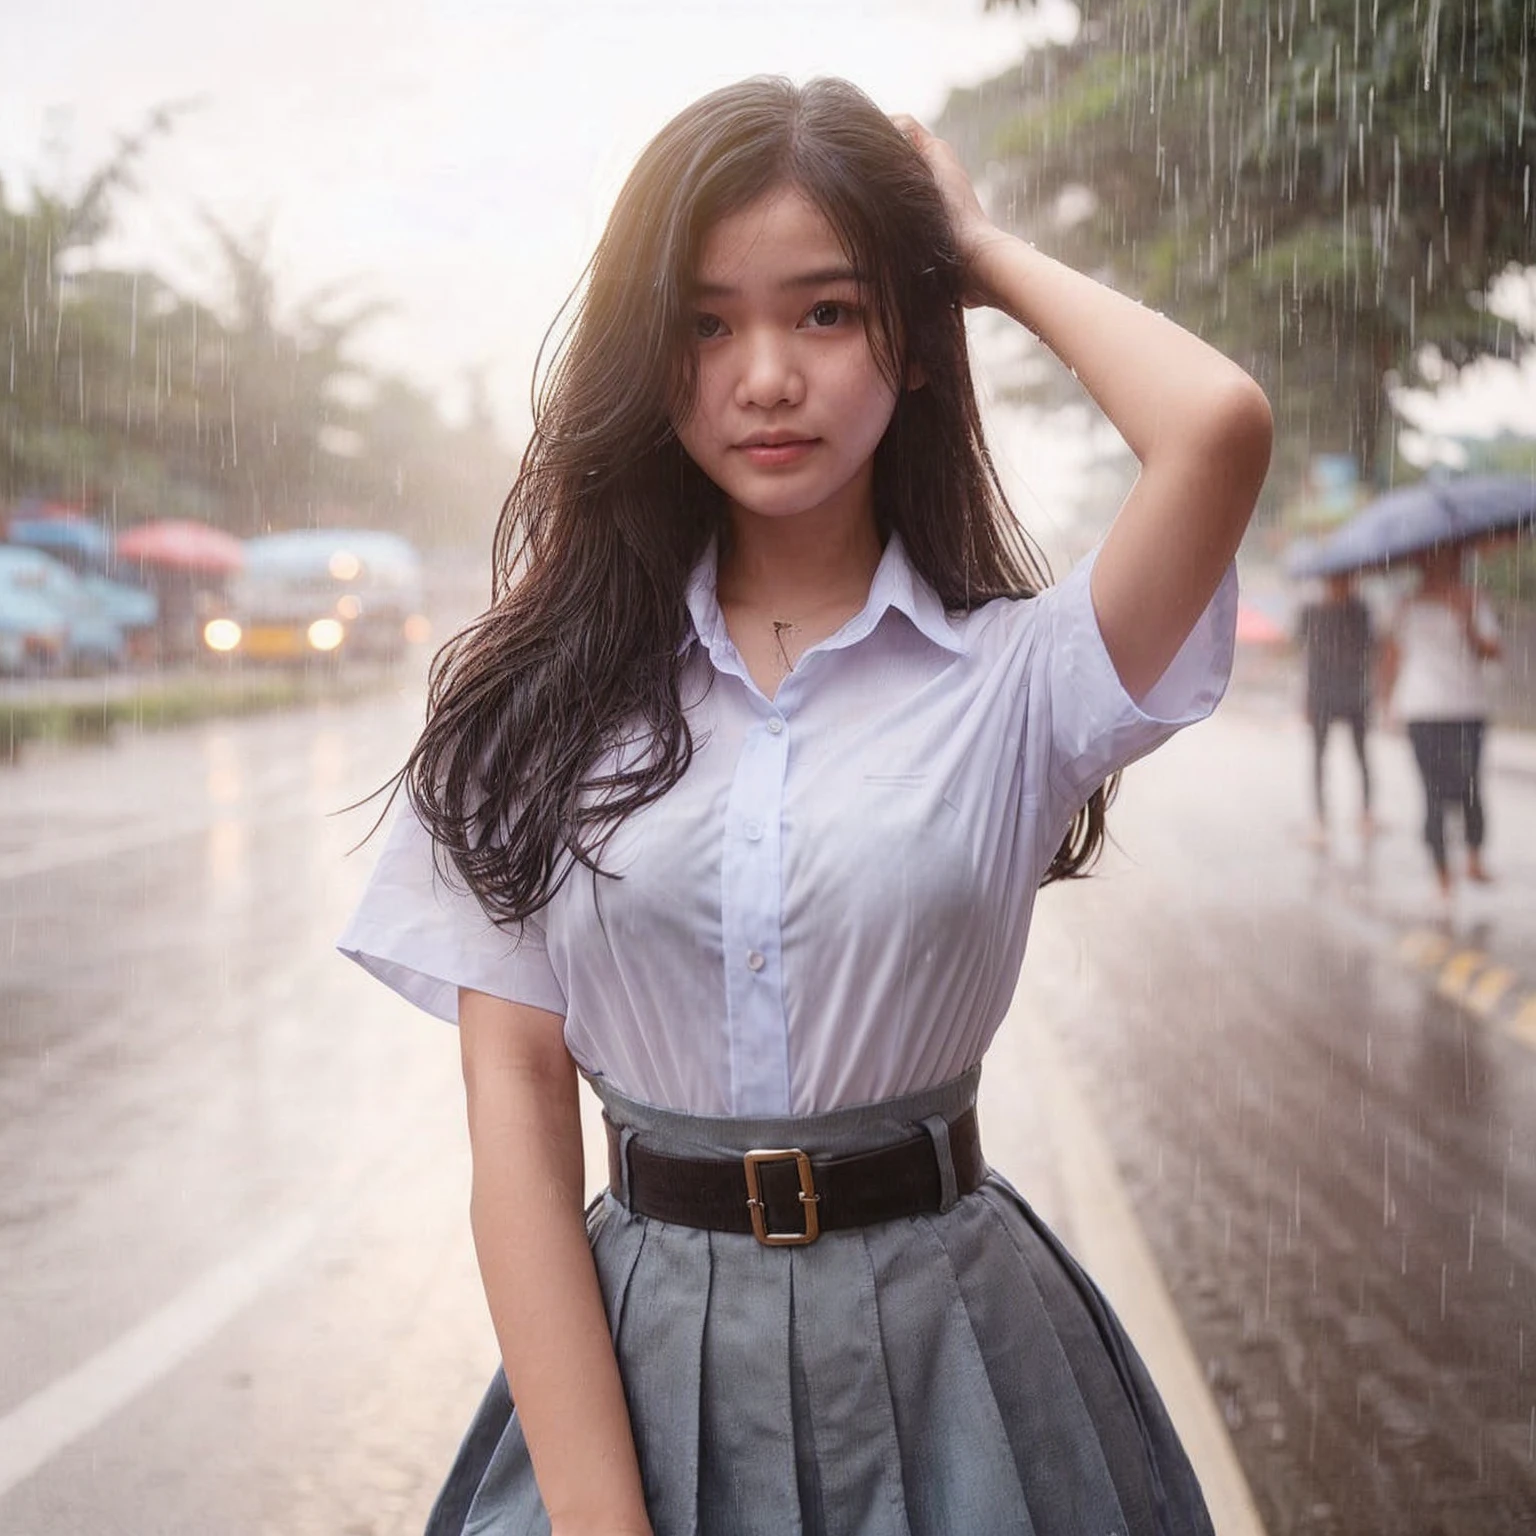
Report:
737,439,818,467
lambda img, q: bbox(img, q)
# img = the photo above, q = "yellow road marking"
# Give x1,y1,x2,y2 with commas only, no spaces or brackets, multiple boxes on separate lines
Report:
1465,965,1518,1020
1436,949,1489,1004
1396,927,1536,1052
1509,994,1536,1045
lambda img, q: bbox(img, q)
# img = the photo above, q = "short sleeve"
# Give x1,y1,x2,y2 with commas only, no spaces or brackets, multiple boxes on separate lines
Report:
1032,546,1238,805
337,799,567,1023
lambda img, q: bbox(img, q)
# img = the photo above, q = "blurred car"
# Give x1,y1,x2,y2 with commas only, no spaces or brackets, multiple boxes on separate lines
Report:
203,529,428,664
0,545,147,673
79,570,158,639
6,513,160,658
0,548,69,674
6,510,114,574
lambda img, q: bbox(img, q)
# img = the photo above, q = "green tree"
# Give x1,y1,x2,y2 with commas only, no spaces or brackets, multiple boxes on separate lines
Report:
942,0,1536,499
2,119,513,545
331,369,510,548
171,220,387,536
0,107,190,518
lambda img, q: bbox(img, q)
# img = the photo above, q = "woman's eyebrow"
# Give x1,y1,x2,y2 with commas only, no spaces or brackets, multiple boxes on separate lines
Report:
689,266,865,299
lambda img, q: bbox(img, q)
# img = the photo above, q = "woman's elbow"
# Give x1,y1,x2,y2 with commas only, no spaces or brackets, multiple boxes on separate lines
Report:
1211,374,1275,491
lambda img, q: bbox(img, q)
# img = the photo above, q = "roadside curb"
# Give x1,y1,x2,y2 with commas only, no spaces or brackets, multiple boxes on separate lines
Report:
0,665,406,762
991,1005,1271,1536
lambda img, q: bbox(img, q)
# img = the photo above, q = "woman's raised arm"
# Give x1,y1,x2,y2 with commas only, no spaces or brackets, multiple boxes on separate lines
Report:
899,118,1273,702
458,988,652,1536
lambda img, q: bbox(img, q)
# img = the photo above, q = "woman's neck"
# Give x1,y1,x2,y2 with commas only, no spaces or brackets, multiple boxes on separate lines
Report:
716,502,883,620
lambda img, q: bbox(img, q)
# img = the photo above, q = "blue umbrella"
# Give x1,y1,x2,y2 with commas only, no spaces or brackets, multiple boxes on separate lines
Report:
1286,474,1536,578
8,515,113,569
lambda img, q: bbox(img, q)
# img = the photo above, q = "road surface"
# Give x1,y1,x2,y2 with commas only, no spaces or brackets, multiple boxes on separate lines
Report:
2,673,1534,1534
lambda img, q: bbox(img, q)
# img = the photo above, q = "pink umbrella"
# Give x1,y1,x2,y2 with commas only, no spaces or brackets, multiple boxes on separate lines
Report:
115,519,245,574
1235,602,1288,647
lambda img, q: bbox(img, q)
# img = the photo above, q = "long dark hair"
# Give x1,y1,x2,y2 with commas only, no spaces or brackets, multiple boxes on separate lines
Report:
403,75,1114,924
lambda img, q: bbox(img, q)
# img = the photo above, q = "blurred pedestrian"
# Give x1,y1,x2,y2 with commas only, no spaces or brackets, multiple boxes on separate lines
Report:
1380,545,1503,898
340,77,1270,1536
1295,572,1375,843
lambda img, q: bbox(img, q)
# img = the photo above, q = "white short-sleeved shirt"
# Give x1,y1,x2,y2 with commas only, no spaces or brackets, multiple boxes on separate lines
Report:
1390,595,1501,721
339,534,1237,1115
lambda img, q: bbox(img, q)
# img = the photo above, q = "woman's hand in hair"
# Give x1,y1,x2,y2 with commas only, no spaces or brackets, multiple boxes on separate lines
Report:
890,120,1271,702
890,114,1009,307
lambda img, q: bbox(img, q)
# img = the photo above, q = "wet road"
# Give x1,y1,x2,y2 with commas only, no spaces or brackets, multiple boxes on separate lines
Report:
0,685,496,1535
1027,691,1536,1535
2,679,1534,1534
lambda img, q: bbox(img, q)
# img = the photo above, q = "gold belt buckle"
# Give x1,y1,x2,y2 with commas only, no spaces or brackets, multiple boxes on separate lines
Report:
743,1148,821,1246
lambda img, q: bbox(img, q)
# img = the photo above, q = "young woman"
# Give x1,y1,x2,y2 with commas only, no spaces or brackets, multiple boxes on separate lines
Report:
340,76,1271,1536
1380,545,1503,898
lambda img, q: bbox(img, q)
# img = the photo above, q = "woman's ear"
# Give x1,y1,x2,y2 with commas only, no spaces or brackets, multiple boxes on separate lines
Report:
905,361,927,391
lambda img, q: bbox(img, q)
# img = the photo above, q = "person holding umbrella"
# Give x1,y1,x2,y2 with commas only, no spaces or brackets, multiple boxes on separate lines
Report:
1379,544,1503,899
1289,474,1533,896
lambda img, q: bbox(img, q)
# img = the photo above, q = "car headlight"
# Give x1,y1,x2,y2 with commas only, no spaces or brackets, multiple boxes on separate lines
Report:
306,618,345,652
203,619,242,653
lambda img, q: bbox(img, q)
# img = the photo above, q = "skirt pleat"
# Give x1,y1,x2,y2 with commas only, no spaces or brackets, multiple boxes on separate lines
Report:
595,1197,648,1346
693,1228,799,1536
861,1214,1034,1533
427,1070,1214,1536
792,1226,911,1536
988,1180,1182,1531
942,1184,1151,1533
619,1221,709,1536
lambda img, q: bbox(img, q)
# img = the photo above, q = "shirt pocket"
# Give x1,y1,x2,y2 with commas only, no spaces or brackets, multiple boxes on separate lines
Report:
861,768,965,819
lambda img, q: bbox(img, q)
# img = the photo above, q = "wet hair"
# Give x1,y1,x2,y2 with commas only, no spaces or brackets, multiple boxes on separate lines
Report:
401,75,1115,924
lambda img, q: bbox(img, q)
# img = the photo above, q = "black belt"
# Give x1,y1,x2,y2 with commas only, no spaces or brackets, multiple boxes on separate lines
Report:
605,1107,986,1247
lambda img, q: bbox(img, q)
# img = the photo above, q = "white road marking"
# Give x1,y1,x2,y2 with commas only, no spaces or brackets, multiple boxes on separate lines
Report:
0,1207,320,1498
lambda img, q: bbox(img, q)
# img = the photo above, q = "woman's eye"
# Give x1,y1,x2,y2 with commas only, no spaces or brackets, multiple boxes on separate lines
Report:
806,302,847,329
693,314,724,340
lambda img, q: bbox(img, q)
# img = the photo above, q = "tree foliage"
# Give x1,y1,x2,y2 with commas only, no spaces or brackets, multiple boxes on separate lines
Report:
942,0,1536,493
1,114,510,544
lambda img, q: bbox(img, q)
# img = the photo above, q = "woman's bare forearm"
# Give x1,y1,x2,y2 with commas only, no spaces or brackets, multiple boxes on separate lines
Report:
459,989,651,1536
895,115,1271,700
973,232,1270,695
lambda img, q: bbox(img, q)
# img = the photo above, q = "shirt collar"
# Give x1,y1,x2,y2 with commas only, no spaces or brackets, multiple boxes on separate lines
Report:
680,530,967,664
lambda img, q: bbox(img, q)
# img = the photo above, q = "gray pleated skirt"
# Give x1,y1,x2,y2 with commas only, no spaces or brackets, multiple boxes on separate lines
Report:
425,1068,1214,1536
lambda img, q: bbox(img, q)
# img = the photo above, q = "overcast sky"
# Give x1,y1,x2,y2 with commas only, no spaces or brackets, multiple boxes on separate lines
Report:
2,0,1530,516
0,1,1068,428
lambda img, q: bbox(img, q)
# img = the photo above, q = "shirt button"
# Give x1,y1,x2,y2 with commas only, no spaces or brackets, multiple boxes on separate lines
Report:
744,820,763,841
746,950,766,972
766,716,784,735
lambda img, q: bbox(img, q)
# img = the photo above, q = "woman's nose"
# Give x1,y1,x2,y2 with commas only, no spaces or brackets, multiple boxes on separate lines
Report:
735,332,804,409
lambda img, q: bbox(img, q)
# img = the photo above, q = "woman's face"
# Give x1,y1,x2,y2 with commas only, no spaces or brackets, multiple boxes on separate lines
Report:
670,185,900,529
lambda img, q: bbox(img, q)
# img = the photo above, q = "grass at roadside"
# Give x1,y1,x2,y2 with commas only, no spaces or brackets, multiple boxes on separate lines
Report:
1,666,404,764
